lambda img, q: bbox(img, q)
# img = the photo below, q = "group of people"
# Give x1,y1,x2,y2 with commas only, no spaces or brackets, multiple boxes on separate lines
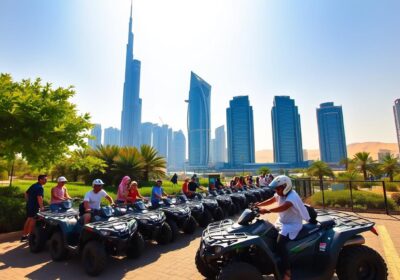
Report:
22,173,310,280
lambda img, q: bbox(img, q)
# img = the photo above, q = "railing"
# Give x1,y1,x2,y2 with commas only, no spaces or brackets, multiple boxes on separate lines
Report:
293,178,400,215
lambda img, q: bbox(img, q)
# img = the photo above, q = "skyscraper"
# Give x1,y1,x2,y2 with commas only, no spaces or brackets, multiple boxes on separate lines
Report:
226,96,255,166
152,124,168,158
187,72,211,167
394,99,400,153
317,102,347,163
140,122,154,147
120,3,142,147
167,128,173,169
103,127,120,146
88,124,102,149
271,96,303,163
215,125,227,163
172,130,186,171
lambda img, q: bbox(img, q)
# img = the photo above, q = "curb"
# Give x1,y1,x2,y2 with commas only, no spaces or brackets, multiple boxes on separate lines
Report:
0,230,22,243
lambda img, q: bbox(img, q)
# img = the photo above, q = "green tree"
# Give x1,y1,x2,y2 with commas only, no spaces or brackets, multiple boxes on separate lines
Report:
140,145,166,181
113,147,144,181
69,149,106,183
340,157,355,171
380,154,400,182
307,161,334,181
353,152,374,180
257,166,271,175
91,145,120,184
0,74,92,184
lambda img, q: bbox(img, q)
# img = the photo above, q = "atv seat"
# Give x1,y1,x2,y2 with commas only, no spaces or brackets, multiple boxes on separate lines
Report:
316,215,335,229
294,216,335,240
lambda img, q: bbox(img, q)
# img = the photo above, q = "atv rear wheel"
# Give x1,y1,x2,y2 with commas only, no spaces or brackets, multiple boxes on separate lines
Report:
183,216,197,234
29,224,46,253
336,245,388,280
82,240,107,276
166,219,179,242
195,248,217,279
127,232,145,259
156,222,173,245
229,203,239,216
218,261,263,280
213,207,224,221
198,208,212,228
49,231,68,261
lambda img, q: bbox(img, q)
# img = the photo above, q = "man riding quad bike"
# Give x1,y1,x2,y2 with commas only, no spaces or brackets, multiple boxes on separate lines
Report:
196,176,388,280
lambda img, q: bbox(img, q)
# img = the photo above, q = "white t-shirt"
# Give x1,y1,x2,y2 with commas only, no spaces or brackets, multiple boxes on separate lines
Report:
259,176,268,187
274,190,310,240
84,190,108,210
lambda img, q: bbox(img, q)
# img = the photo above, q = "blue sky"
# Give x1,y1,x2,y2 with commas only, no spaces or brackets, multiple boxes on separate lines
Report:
1,0,399,151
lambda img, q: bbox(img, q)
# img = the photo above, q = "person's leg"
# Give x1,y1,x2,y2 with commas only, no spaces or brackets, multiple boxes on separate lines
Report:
83,213,91,224
276,234,291,279
26,218,36,234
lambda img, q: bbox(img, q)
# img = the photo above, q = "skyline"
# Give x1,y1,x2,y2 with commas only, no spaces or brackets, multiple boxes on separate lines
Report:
1,0,399,151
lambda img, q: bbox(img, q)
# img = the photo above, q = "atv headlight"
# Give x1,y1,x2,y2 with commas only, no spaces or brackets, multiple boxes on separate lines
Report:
213,245,223,255
100,230,112,236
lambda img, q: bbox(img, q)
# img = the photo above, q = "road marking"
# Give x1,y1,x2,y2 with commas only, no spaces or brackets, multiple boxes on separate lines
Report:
377,225,400,280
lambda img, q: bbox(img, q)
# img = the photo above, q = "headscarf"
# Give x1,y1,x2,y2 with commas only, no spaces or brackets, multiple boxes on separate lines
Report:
117,176,131,201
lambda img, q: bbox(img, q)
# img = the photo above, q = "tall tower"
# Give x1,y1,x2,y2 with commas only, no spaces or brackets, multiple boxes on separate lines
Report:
271,96,303,163
317,102,347,163
88,124,102,149
215,125,227,163
226,96,255,166
120,2,142,147
394,99,400,153
187,72,211,167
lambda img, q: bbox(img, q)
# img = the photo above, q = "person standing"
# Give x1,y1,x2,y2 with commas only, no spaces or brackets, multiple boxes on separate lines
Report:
21,174,47,242
170,173,178,185
50,176,71,211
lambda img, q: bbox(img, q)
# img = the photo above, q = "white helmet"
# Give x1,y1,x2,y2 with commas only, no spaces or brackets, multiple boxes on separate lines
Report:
269,175,292,195
92,178,104,186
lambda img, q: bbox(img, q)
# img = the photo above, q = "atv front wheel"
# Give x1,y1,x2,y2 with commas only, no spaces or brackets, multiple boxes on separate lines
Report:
29,224,47,253
198,208,212,228
213,207,224,221
127,232,145,259
336,245,388,280
195,248,217,279
218,261,263,280
156,222,173,245
166,219,179,242
82,240,107,276
183,216,197,234
49,231,68,261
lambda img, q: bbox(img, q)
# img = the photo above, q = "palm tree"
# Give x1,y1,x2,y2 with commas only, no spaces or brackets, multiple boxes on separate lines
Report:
113,147,144,181
339,157,355,171
380,154,399,182
91,145,120,184
257,166,271,175
307,161,334,181
140,145,166,181
353,152,374,180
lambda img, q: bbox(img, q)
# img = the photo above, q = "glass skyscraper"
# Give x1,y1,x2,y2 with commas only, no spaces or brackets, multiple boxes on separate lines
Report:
88,124,102,149
140,122,154,147
226,96,255,166
172,130,186,170
271,96,303,163
215,125,227,163
103,127,120,146
120,5,142,147
317,102,347,163
187,72,211,167
394,99,400,153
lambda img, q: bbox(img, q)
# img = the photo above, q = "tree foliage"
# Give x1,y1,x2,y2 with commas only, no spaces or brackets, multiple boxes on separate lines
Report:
140,145,166,181
353,152,374,180
307,160,334,181
380,154,400,182
257,166,271,175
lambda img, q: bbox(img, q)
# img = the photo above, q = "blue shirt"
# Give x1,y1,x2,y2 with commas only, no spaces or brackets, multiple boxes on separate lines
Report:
26,182,44,210
151,186,163,205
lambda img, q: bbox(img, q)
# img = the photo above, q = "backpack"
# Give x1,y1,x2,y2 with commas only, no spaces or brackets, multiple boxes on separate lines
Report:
304,204,317,224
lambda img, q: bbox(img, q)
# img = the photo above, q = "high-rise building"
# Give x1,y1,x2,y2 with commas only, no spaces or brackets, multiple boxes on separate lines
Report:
140,122,154,147
152,124,168,158
88,124,102,149
120,4,142,147
209,138,216,165
317,102,347,163
394,99,400,153
271,96,303,163
103,127,120,146
172,130,186,171
215,125,226,163
167,128,173,169
226,96,255,166
186,72,211,167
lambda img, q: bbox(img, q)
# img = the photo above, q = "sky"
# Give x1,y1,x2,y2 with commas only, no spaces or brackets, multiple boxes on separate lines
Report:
1,0,399,151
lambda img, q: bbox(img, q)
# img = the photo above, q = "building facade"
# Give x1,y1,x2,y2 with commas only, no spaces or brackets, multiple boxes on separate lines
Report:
187,72,211,167
226,96,255,166
317,102,347,163
120,5,142,147
215,125,227,163
394,99,400,153
103,127,120,146
140,122,154,147
171,130,186,171
88,124,102,149
271,96,303,163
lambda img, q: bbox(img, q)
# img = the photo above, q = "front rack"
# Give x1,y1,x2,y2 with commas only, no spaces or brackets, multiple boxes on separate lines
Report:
203,219,248,245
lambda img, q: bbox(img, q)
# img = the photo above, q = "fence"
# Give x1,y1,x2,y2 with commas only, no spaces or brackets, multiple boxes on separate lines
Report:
293,178,400,215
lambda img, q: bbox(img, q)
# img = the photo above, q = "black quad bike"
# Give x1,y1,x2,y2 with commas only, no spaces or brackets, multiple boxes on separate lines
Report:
192,193,225,222
208,190,237,217
30,204,145,276
196,207,388,280
175,194,213,228
152,198,197,241
217,188,247,212
114,200,173,245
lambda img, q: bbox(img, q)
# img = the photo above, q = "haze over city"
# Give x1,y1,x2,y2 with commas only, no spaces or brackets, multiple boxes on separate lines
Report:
1,0,399,151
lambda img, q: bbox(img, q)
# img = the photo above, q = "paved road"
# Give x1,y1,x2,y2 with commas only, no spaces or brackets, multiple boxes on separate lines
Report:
0,212,399,279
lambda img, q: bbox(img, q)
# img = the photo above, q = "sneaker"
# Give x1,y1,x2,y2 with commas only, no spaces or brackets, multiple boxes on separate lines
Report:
20,235,28,242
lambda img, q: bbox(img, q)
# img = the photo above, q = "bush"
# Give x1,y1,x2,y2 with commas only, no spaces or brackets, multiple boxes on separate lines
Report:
391,193,400,206
309,190,398,211
385,182,399,192
0,187,26,233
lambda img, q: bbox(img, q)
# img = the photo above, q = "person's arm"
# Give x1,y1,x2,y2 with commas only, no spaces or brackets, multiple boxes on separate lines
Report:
83,200,91,212
256,196,277,207
64,187,71,199
136,189,144,199
162,190,168,197
260,201,293,214
105,194,114,205
37,196,44,211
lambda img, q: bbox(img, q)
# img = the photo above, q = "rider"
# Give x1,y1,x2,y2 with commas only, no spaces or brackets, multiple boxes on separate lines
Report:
50,176,71,211
256,175,310,280
82,179,115,224
151,179,169,208
124,181,145,204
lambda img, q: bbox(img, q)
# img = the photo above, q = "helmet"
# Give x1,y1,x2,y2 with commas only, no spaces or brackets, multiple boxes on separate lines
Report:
92,178,104,186
269,175,292,195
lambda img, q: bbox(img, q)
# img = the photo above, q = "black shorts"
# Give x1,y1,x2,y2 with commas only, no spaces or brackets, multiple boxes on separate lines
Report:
26,207,39,218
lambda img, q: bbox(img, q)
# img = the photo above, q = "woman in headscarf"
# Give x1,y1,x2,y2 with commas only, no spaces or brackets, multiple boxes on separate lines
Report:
116,176,131,204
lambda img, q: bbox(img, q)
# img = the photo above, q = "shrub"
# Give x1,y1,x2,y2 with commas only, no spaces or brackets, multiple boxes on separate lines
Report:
385,182,399,192
391,193,400,206
0,187,26,233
